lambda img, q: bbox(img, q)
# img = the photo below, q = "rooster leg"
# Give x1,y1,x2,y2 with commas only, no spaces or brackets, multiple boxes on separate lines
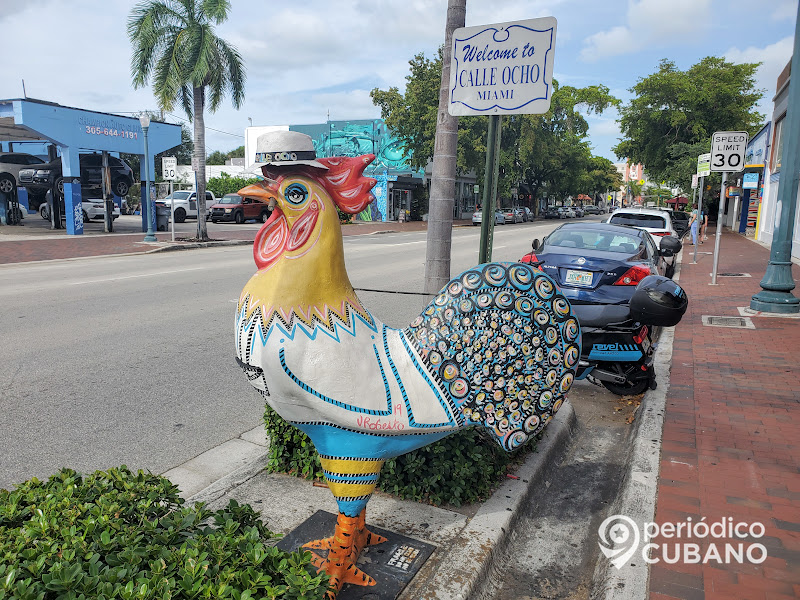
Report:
302,458,387,597
304,509,387,597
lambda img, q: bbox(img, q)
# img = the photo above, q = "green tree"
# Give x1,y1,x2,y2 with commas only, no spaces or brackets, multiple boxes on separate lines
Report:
128,0,245,241
615,57,764,188
207,150,228,165
206,172,260,197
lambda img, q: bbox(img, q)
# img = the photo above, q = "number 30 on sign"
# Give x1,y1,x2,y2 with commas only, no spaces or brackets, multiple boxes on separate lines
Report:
710,131,748,172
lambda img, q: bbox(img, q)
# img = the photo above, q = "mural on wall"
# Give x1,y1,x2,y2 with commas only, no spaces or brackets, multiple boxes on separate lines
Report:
291,120,413,222
234,131,579,597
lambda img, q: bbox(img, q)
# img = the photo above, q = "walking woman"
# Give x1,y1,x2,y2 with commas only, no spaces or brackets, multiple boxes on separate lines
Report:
689,203,699,245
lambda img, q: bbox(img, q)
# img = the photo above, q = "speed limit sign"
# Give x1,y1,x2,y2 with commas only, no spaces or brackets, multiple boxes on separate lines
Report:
710,131,748,172
162,156,177,180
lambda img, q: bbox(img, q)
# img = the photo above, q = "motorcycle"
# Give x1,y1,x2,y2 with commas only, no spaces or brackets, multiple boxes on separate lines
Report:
572,275,688,396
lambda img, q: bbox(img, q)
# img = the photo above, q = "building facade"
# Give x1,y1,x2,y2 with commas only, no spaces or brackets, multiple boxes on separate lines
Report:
244,120,476,223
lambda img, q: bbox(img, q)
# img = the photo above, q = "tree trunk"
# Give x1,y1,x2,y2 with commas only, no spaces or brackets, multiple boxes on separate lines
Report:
194,85,208,241
422,0,466,302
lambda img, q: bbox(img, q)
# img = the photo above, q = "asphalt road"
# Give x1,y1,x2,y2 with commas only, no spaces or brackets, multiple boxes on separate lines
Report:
0,217,601,490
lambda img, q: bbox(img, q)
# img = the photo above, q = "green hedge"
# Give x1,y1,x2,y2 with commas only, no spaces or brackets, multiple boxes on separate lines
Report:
0,467,328,600
263,405,533,507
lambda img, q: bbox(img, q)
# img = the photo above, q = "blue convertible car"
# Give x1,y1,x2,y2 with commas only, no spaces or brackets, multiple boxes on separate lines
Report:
519,222,680,305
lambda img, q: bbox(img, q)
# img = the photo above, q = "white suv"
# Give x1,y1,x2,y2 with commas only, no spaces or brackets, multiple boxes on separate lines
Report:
156,190,216,223
607,207,677,246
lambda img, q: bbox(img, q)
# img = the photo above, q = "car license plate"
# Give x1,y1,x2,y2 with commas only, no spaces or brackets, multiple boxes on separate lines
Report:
565,269,593,286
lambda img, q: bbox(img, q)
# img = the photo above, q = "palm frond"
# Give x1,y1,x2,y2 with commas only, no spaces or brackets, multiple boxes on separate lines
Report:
200,0,231,24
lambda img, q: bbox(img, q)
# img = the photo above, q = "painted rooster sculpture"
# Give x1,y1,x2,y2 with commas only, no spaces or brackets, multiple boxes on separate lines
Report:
235,136,579,598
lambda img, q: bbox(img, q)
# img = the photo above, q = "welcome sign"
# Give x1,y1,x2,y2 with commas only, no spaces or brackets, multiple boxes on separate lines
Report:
448,17,557,116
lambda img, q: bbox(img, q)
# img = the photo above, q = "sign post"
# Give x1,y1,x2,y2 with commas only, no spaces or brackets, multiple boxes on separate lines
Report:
448,17,557,262
162,156,177,241
709,132,748,284
693,153,711,264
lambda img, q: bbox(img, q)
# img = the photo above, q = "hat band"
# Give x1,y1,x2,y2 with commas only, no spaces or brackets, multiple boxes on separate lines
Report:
255,151,318,163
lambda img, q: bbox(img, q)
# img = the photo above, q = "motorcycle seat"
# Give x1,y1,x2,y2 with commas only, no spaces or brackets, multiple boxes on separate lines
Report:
571,303,632,327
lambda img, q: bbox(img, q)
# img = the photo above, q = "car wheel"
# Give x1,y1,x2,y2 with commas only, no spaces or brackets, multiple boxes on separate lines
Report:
260,210,270,223
40,203,50,220
0,174,15,194
174,207,186,223
113,178,130,197
212,219,218,223
235,211,244,224
55,177,65,199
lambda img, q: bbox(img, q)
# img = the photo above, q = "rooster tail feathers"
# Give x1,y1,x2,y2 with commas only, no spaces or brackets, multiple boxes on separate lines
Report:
318,155,376,214
404,262,581,452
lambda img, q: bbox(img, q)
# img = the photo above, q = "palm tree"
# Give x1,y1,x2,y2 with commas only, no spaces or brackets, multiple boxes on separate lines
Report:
423,0,466,301
128,0,245,240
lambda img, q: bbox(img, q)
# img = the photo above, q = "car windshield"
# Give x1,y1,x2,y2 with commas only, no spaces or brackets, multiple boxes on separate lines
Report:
166,191,191,200
609,213,666,228
219,196,240,204
546,229,642,253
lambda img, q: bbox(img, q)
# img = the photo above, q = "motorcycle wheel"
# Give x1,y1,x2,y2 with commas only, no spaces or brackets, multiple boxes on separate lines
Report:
601,377,649,396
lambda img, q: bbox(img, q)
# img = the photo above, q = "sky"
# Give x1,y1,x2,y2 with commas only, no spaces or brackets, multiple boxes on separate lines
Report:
1,0,796,164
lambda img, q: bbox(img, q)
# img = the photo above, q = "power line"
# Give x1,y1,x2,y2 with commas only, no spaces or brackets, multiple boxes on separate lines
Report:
166,113,244,138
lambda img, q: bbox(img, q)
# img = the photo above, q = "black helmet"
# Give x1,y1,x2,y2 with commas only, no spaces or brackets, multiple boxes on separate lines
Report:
629,275,688,327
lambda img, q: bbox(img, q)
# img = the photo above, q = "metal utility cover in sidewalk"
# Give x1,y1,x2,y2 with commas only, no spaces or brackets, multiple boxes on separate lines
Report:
702,315,755,329
277,510,435,599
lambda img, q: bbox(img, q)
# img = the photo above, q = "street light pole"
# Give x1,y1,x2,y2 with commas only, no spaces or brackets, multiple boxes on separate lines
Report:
140,115,156,242
751,4,800,313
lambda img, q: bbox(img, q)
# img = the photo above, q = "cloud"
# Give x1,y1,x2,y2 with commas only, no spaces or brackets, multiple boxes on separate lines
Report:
725,36,794,117
580,0,712,62
770,0,797,20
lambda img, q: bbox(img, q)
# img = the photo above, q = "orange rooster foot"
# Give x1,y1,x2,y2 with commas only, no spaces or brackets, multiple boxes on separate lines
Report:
302,510,386,598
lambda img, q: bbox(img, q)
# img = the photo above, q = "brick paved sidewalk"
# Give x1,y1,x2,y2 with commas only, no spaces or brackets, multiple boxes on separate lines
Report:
649,231,800,599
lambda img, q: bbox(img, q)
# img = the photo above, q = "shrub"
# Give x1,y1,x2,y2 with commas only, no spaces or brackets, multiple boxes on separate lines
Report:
263,405,533,507
0,466,329,600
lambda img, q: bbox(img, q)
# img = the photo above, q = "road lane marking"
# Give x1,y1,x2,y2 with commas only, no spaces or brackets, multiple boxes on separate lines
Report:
69,267,205,285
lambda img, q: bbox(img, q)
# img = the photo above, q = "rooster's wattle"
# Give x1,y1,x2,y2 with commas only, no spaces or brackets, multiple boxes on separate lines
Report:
235,152,579,597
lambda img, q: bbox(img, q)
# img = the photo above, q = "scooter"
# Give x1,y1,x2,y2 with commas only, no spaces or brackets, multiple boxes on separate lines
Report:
572,276,688,396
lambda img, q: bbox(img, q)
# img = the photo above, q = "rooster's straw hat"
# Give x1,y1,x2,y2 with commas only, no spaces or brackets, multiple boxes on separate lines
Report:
246,130,327,173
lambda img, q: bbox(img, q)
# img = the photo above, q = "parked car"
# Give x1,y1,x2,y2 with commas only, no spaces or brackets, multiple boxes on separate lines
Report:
209,193,272,223
156,190,216,223
544,206,560,219
502,207,522,223
583,204,602,215
557,207,575,219
472,209,505,226
514,207,527,222
607,207,678,245
522,207,534,222
18,154,135,208
573,206,585,218
0,152,46,198
664,209,690,238
39,197,120,222
519,222,680,304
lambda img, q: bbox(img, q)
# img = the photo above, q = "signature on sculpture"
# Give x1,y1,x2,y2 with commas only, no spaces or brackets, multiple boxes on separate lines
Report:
235,130,579,598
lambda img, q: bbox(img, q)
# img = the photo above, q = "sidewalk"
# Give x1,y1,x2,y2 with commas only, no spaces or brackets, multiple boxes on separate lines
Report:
648,231,800,599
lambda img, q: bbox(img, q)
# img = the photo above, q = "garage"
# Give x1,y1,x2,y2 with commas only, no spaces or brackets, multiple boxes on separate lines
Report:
0,98,181,235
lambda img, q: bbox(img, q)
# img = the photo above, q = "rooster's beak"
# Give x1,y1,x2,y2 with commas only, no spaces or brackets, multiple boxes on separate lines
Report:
239,182,279,209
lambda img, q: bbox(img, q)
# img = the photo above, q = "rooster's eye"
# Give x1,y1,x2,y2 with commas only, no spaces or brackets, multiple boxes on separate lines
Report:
285,183,308,205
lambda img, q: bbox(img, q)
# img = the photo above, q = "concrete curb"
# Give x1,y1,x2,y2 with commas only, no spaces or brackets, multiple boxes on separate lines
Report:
146,239,254,253
406,401,578,600
590,252,684,600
